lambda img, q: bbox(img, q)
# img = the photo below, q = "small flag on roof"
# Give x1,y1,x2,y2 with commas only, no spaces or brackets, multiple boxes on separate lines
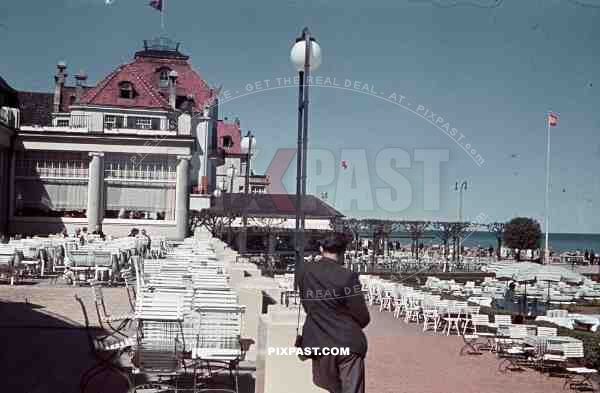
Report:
341,160,348,170
548,112,559,127
149,0,162,11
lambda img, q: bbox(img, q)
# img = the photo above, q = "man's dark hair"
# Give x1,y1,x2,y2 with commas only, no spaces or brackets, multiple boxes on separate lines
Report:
320,231,352,254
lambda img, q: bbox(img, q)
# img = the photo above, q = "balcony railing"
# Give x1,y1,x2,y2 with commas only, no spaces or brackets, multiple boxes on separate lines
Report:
105,161,176,182
15,160,89,179
0,106,20,129
45,113,179,133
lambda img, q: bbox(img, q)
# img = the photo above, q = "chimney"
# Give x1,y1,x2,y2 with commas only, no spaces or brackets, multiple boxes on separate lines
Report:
74,71,88,103
235,117,240,128
53,61,67,113
168,70,178,109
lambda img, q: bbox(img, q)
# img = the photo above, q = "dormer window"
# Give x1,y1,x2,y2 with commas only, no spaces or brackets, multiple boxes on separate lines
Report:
159,69,170,88
119,81,134,99
222,135,233,148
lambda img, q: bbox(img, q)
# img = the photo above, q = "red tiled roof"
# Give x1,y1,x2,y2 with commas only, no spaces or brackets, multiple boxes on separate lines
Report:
217,119,241,154
79,51,212,111
209,194,343,218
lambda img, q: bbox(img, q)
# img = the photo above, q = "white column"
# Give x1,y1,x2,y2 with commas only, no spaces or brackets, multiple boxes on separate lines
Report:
175,155,191,240
87,152,104,231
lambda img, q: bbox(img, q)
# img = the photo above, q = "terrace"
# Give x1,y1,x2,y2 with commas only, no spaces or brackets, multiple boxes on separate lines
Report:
0,232,592,393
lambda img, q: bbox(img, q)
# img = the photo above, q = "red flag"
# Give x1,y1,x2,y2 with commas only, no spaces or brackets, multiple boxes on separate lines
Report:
341,160,348,170
149,0,162,11
548,112,558,127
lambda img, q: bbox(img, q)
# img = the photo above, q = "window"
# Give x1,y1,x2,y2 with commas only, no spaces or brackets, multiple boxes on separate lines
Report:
14,151,89,218
69,95,76,105
135,117,153,130
119,82,134,99
222,135,233,148
104,115,124,129
103,154,177,221
126,116,159,130
56,119,69,127
158,69,170,88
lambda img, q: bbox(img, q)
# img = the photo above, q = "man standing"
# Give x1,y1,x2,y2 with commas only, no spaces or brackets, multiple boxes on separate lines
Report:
298,232,370,393
141,229,151,257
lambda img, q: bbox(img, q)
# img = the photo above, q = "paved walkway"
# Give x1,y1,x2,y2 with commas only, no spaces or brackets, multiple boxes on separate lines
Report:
0,285,575,393
365,307,567,393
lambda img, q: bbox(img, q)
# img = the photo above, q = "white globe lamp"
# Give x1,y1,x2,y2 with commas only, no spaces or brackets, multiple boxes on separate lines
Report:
240,135,256,155
290,39,322,72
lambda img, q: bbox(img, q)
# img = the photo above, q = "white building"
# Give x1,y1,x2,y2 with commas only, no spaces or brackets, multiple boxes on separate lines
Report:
2,37,249,239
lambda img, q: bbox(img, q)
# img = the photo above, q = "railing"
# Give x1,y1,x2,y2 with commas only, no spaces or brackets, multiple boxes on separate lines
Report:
15,160,89,179
43,113,179,133
104,161,176,182
0,106,20,129
70,114,89,129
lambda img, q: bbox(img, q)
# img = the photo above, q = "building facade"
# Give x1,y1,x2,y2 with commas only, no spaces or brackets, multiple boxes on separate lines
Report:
214,118,271,195
1,37,271,240
0,77,19,236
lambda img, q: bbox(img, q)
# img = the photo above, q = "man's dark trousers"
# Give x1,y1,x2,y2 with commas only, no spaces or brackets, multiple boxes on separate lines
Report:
312,353,365,393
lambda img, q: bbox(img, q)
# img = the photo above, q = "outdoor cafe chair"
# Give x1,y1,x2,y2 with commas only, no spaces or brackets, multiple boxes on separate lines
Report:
443,302,467,336
190,304,254,393
392,294,404,319
0,251,16,285
74,295,134,393
461,305,481,334
460,314,496,355
130,293,186,392
536,326,558,337
91,281,135,336
403,293,424,324
497,325,532,373
379,289,393,312
121,268,137,312
422,301,442,333
563,342,598,391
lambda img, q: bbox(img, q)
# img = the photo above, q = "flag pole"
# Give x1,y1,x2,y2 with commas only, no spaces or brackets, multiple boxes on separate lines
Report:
161,0,165,31
544,113,551,264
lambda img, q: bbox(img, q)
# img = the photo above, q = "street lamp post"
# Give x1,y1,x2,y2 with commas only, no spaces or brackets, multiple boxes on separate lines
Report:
455,180,468,222
290,27,322,289
454,180,468,262
227,164,235,244
227,163,235,195
239,131,254,254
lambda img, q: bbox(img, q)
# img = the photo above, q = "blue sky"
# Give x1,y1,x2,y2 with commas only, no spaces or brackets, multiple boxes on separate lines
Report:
1,0,599,232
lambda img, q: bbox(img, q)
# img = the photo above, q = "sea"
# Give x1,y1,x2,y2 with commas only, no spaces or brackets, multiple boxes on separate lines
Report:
358,231,600,254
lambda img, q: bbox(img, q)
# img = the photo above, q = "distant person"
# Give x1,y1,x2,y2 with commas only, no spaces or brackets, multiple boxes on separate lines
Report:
92,225,105,241
128,228,139,237
79,228,86,245
297,232,370,393
141,229,151,256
